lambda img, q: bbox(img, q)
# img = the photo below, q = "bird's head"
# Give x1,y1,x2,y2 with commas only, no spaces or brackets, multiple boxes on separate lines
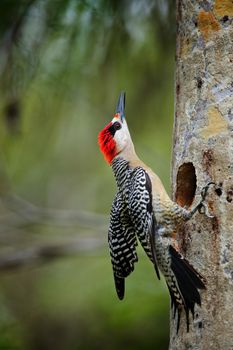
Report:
98,92,134,164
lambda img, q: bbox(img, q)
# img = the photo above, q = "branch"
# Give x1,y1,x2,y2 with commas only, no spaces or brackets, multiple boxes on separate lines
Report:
0,194,108,230
0,237,106,272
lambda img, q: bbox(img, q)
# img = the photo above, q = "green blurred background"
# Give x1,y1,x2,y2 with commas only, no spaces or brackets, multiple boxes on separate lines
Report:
0,0,175,349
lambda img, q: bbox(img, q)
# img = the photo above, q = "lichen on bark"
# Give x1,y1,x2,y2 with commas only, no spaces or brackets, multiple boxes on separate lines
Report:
170,1,233,349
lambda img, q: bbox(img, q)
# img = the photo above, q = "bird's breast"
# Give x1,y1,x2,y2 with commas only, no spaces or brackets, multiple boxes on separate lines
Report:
152,194,176,230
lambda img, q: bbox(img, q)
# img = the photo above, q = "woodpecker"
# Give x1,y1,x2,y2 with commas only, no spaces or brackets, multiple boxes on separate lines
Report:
98,92,212,332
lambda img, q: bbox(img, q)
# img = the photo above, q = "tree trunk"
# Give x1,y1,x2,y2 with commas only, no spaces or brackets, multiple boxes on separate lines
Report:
170,1,233,349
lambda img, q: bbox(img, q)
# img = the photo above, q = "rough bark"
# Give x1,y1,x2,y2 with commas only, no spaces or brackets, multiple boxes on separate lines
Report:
170,1,233,349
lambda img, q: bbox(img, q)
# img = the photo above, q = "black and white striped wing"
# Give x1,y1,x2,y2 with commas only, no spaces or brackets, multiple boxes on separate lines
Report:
128,167,160,279
108,192,138,300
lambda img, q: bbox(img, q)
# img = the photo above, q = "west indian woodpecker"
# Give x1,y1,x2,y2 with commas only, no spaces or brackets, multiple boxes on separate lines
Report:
98,92,214,332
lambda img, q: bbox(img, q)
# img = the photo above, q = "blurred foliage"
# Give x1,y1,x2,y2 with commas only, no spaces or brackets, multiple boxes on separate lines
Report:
0,0,175,349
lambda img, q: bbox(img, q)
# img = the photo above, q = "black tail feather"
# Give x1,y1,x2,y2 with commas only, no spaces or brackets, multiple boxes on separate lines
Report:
168,245,206,332
114,274,125,300
181,258,206,290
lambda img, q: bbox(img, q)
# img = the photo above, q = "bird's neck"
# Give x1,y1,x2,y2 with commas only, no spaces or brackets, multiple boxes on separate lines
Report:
111,144,142,190
116,142,140,164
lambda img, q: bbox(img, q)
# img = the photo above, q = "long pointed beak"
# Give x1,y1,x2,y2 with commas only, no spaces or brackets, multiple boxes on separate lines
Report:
116,91,125,121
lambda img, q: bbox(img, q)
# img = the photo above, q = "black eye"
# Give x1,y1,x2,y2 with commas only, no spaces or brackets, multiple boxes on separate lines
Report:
114,122,122,130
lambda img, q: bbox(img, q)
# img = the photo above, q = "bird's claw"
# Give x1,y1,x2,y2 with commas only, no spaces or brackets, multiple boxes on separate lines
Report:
198,182,216,218
201,182,216,201
198,202,214,218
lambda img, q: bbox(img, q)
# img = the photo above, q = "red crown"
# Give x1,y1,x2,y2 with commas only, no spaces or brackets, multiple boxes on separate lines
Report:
98,123,117,164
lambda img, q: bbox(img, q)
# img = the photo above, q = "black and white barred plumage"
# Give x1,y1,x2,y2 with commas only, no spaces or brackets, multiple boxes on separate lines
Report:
109,158,160,299
109,157,206,332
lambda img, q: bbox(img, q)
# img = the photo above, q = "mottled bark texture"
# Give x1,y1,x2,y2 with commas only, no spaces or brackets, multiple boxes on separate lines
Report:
170,1,233,349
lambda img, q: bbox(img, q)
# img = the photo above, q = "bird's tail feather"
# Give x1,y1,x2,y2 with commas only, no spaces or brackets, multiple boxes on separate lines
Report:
168,245,206,332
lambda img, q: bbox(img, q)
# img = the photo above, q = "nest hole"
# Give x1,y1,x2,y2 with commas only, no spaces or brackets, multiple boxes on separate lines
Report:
175,162,196,207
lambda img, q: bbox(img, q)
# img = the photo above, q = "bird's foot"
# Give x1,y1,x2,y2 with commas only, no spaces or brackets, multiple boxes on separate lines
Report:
200,182,216,201
198,182,216,218
198,201,214,218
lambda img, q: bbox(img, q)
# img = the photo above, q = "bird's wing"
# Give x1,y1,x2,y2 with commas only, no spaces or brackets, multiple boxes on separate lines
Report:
128,166,160,279
108,192,138,300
